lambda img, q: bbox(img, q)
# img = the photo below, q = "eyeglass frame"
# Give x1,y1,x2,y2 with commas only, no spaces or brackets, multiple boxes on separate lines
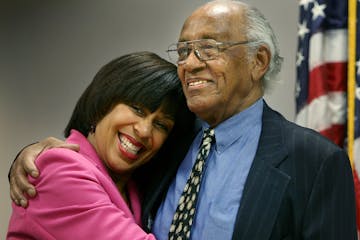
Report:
166,39,258,64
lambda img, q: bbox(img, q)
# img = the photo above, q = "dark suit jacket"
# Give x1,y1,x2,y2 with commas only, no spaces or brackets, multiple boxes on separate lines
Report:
140,101,357,240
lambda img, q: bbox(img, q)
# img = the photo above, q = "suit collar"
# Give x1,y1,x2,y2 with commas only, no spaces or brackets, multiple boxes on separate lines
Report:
251,101,288,167
232,101,290,240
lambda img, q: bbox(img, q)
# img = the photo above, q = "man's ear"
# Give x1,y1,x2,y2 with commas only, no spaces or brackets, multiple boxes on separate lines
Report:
251,45,271,82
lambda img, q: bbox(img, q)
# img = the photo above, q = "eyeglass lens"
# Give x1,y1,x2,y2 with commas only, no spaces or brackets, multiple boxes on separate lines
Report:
168,40,219,63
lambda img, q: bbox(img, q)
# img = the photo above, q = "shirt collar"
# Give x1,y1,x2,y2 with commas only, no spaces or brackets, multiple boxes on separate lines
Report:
200,98,264,153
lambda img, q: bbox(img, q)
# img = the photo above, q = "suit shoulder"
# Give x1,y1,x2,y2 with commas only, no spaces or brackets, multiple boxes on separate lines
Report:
265,107,345,157
279,117,347,161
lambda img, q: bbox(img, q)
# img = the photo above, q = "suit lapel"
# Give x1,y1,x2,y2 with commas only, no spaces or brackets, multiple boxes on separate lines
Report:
141,118,199,231
232,102,290,240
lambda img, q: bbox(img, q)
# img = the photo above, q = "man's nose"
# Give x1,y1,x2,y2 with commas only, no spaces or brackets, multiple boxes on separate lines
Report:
181,49,205,71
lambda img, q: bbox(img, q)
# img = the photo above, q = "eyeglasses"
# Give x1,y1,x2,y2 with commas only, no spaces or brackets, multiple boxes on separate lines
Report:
166,39,255,64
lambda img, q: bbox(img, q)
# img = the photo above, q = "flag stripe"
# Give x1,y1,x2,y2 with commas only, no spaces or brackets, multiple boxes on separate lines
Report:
295,92,346,131
308,62,347,101
309,29,347,69
319,124,346,146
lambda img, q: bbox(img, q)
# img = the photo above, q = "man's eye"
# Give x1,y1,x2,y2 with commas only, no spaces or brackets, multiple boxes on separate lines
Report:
201,44,215,50
200,44,217,55
177,47,188,57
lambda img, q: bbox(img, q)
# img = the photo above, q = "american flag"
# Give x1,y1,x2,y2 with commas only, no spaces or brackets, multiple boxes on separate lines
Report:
296,0,347,146
296,0,360,232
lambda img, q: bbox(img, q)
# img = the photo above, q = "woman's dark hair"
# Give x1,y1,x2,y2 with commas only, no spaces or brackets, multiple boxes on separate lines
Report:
64,51,195,206
64,51,193,138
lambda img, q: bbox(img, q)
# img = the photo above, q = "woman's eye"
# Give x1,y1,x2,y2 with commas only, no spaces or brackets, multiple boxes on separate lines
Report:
154,120,173,133
154,120,174,133
130,105,145,116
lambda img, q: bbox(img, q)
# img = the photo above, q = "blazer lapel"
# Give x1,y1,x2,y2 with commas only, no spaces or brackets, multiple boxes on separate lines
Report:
232,102,290,240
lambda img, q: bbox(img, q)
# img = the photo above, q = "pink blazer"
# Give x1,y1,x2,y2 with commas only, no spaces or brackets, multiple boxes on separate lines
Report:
7,130,156,240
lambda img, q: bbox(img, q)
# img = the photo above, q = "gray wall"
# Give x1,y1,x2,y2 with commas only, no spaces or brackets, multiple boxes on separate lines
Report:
0,0,298,237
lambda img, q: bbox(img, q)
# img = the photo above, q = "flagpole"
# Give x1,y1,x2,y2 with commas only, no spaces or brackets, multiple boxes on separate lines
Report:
348,0,357,167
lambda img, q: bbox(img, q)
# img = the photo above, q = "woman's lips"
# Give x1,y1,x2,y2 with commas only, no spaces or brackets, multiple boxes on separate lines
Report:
117,133,144,161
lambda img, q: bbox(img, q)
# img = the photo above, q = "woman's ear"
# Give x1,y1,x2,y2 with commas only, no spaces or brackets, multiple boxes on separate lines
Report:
251,44,271,82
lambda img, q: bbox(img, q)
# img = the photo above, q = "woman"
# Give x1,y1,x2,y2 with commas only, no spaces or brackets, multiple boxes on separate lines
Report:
7,51,194,239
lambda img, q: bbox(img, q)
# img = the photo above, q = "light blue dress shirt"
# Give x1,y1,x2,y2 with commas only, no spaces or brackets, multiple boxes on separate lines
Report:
153,99,263,240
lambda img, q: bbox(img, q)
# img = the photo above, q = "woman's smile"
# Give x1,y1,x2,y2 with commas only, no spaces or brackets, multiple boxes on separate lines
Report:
117,133,145,161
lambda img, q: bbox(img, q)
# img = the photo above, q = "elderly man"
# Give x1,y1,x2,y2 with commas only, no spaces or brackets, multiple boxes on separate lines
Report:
9,1,357,239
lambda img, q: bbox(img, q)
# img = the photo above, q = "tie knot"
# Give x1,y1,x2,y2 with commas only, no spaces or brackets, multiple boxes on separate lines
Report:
204,127,214,136
202,128,215,145
204,128,215,138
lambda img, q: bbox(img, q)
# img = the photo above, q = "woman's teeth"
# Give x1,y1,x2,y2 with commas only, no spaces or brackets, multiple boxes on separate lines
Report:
119,135,141,155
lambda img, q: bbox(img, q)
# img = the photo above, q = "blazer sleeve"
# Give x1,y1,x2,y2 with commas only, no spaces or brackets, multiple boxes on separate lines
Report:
302,148,357,239
15,148,156,240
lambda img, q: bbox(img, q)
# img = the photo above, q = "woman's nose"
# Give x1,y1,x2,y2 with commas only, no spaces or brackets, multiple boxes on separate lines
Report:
134,119,152,139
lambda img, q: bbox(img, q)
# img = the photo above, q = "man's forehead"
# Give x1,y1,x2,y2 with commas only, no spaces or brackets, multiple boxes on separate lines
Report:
179,14,243,42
